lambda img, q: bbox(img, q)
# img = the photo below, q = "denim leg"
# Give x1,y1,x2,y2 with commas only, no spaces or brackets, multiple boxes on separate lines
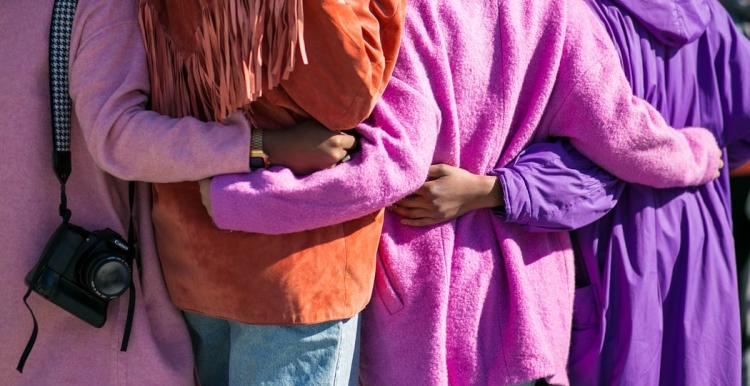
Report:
334,314,361,386
227,314,361,386
184,312,232,386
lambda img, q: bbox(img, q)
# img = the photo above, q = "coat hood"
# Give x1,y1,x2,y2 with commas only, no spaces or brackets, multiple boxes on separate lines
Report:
611,0,711,46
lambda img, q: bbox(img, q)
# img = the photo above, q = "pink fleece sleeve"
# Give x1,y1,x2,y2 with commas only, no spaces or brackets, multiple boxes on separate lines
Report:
208,75,441,234
69,19,251,183
541,0,721,188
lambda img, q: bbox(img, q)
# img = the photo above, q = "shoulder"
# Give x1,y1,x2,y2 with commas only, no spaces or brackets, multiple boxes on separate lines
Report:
75,0,139,27
72,0,140,53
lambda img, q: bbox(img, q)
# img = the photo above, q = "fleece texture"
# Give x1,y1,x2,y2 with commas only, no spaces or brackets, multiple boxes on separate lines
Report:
0,1,252,384
208,0,722,384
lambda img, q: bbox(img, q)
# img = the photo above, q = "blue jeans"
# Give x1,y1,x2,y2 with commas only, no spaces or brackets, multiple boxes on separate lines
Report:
184,312,361,386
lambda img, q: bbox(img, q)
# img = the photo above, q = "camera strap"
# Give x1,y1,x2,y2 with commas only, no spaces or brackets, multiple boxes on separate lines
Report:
16,0,79,372
17,0,138,372
121,182,140,351
50,0,75,223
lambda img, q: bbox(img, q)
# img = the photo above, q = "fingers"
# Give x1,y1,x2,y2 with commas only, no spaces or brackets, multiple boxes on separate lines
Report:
333,132,357,150
390,204,434,219
199,178,211,198
409,181,438,199
324,133,356,164
401,217,445,227
332,148,349,163
428,164,452,179
395,194,433,209
198,179,213,216
222,110,249,128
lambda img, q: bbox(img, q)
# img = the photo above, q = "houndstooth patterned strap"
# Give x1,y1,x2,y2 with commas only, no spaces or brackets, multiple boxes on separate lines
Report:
50,0,78,153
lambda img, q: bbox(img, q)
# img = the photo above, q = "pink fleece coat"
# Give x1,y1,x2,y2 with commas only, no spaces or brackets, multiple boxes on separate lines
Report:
208,0,721,384
0,1,252,384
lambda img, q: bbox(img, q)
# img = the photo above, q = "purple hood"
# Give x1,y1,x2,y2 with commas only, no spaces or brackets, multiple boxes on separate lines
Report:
612,0,711,45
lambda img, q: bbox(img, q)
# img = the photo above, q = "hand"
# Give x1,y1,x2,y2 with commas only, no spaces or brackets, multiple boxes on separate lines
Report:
264,121,356,175
199,178,213,217
391,164,503,227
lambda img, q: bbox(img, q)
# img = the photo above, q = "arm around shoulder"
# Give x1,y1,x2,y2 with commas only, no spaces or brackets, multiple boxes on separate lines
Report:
209,75,442,234
543,0,722,188
493,140,623,231
69,20,250,183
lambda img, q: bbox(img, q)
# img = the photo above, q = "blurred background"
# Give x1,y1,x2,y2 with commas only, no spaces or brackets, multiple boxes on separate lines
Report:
721,3,750,385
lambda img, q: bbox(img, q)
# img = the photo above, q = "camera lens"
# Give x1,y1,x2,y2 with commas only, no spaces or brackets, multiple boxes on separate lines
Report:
85,256,131,299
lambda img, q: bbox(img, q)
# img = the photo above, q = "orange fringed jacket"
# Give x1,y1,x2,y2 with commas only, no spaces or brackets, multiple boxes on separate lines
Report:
139,0,405,324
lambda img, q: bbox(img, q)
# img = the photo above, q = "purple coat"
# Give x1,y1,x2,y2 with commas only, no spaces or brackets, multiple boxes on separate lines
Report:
497,0,750,384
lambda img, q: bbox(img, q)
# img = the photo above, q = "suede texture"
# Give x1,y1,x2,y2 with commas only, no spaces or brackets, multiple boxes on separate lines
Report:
154,182,384,324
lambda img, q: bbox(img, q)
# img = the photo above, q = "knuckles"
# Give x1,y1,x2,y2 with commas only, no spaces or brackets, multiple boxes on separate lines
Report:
432,164,447,175
328,135,344,148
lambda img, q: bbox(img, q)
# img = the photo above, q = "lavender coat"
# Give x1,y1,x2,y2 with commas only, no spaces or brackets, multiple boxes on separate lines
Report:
496,0,750,384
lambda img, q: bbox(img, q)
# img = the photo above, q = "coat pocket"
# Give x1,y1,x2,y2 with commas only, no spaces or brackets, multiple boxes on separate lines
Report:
374,254,404,315
568,285,603,383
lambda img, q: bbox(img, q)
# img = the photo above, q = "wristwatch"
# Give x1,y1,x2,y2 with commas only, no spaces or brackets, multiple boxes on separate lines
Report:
249,128,270,170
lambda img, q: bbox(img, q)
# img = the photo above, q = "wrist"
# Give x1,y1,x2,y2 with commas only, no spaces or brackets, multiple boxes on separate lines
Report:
250,128,270,170
262,129,281,166
471,175,503,211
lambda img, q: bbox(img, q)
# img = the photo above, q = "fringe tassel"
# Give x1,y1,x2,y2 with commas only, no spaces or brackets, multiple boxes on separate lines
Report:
139,0,307,121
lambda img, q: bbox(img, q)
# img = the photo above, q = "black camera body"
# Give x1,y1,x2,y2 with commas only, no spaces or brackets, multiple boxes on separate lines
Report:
25,223,133,327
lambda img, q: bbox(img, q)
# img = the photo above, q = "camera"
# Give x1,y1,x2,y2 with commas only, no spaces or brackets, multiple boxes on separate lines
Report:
25,222,133,327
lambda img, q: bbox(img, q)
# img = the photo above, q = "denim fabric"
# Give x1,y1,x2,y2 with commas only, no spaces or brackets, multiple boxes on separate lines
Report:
184,312,360,386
